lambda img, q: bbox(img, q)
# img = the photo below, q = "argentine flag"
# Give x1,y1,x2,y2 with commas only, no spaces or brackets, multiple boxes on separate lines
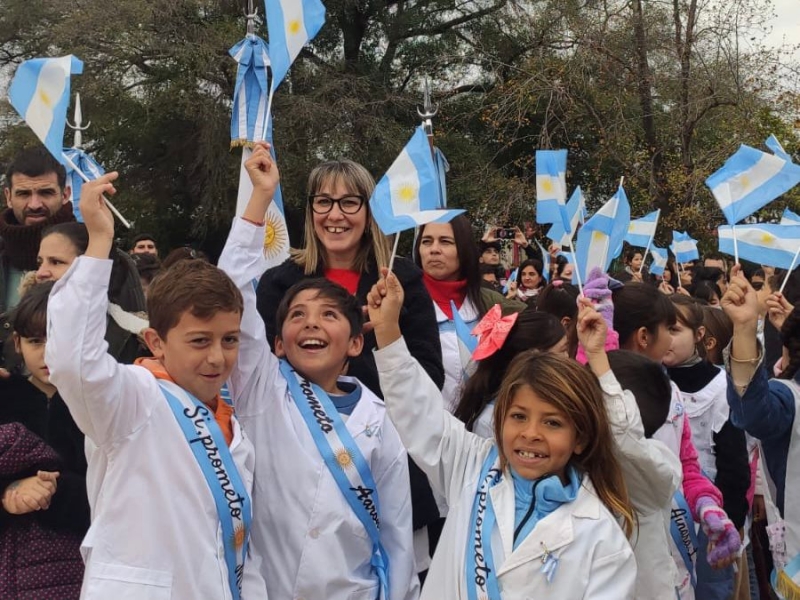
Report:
547,186,586,247
574,185,631,282
536,240,551,283
8,55,83,161
649,246,668,276
766,135,792,163
718,224,800,269
625,209,660,248
535,150,569,229
706,144,800,225
671,231,699,263
370,127,464,235
63,148,105,223
265,0,326,92
229,35,271,144
781,207,800,226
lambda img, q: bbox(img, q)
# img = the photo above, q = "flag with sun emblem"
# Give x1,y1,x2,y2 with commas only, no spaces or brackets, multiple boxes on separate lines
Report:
264,0,326,93
706,144,800,225
671,231,699,263
535,150,569,230
369,126,464,235
573,185,630,282
718,223,800,269
8,55,83,161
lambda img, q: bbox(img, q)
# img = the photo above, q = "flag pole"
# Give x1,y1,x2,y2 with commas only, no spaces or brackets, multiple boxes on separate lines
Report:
62,152,131,229
568,238,584,296
387,232,401,274
779,246,800,294
639,209,659,275
732,224,740,266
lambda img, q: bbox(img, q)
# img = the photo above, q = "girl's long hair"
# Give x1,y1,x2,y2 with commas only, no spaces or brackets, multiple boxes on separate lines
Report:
669,294,707,360
780,306,800,380
454,309,565,429
492,351,636,537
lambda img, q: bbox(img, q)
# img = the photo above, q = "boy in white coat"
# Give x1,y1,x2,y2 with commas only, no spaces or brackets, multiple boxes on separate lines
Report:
219,144,418,600
368,270,637,599
45,173,266,599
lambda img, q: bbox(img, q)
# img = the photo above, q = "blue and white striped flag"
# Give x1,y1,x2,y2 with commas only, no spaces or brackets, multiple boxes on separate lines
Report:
547,186,586,247
536,240,550,283
649,246,668,276
766,135,792,163
370,127,464,235
625,209,660,248
433,147,449,208
229,35,271,144
671,231,699,263
502,268,518,294
706,144,800,225
535,150,569,229
264,0,326,92
8,55,84,161
574,185,631,282
718,224,800,269
63,148,104,223
781,207,800,225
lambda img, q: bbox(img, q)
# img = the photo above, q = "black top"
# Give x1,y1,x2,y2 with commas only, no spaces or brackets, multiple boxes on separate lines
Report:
667,361,751,529
0,375,90,534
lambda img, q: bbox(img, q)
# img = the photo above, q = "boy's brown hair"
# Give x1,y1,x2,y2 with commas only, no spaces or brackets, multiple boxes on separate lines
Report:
147,260,243,338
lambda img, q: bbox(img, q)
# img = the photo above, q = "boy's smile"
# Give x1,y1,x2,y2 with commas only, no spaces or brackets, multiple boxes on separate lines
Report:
145,310,241,406
275,289,363,394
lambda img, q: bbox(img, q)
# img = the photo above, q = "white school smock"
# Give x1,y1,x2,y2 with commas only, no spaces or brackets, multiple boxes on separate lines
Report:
433,298,480,414
678,367,729,481
374,336,637,600
597,371,682,600
219,218,419,600
45,257,267,600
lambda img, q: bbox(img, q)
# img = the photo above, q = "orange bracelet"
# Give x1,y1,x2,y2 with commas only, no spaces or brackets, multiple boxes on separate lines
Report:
241,216,266,227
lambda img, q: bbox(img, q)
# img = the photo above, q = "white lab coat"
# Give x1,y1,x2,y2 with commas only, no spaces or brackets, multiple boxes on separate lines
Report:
433,298,479,414
219,219,419,600
374,337,637,599
597,371,683,600
45,257,267,600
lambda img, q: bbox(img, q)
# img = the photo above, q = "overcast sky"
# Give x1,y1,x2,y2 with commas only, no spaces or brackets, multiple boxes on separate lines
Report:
766,0,800,54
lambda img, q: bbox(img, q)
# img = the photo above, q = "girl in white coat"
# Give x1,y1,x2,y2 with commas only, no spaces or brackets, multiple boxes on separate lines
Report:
369,270,637,599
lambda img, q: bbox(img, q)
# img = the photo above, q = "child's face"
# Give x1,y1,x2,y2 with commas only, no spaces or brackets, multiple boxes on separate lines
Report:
629,253,643,271
146,310,241,404
36,233,80,283
275,289,363,393
641,322,672,363
15,334,51,387
663,319,702,367
501,384,583,482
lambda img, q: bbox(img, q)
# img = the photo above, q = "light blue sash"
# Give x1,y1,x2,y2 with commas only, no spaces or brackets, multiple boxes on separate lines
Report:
279,359,390,598
670,490,699,588
466,446,504,600
158,380,251,600
772,552,800,599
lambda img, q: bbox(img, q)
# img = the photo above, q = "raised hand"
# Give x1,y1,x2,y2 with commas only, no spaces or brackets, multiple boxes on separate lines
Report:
766,292,794,331
512,226,527,247
80,172,119,258
576,297,608,357
244,142,280,212
721,266,759,329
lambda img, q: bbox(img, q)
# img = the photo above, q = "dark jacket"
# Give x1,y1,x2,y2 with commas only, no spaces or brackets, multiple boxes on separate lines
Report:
0,423,84,599
256,256,445,530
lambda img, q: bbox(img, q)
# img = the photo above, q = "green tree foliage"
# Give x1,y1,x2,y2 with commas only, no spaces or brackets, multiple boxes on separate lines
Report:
0,0,798,256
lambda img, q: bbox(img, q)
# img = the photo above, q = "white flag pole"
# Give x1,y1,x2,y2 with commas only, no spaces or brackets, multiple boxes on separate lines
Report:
568,238,584,296
639,209,660,275
779,246,800,294
62,152,131,229
387,232,401,274
732,224,740,266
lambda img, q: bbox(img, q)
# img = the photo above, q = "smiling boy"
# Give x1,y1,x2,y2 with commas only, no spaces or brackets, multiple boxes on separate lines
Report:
45,172,266,599
219,143,418,600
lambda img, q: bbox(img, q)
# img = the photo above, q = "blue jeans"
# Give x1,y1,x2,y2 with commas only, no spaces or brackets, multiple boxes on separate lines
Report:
695,527,735,600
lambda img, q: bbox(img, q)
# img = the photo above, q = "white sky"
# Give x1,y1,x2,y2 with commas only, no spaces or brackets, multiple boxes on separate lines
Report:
766,0,799,55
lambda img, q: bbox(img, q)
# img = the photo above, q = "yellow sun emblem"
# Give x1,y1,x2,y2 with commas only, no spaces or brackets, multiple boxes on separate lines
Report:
231,523,247,550
335,447,354,469
592,230,606,242
395,184,416,203
288,19,301,35
39,90,52,108
738,174,751,191
540,179,554,194
760,232,775,245
263,209,289,260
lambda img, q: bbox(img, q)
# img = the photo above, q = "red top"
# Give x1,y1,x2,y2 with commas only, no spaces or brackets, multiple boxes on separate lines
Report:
325,268,360,295
422,272,467,319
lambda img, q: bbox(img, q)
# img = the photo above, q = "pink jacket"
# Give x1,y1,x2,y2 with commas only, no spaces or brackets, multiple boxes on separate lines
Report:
678,416,723,518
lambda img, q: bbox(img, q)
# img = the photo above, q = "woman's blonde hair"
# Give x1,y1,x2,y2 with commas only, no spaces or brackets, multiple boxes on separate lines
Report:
290,159,391,275
492,351,636,537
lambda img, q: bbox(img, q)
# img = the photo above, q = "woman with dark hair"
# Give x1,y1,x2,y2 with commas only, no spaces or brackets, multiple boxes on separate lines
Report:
413,215,524,412
507,258,545,304
453,307,567,436
616,246,645,283
537,280,581,357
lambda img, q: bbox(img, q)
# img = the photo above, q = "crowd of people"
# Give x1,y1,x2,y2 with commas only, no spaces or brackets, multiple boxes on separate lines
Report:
0,141,797,599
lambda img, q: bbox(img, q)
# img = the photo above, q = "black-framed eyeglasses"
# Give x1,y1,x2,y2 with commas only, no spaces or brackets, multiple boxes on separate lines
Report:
308,194,365,215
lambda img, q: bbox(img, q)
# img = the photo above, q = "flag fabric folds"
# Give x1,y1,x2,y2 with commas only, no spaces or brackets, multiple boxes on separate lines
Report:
766,135,792,163
433,147,449,208
536,240,550,283
547,186,586,247
625,210,660,248
535,150,569,229
706,144,800,225
63,148,104,223
369,127,464,235
502,268,518,295
781,208,800,226
574,185,631,283
649,246,668,276
264,0,326,92
718,224,800,269
229,35,272,145
8,55,84,161
671,231,699,263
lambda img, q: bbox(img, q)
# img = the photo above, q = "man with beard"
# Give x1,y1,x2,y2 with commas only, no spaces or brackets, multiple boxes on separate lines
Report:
1,147,75,312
